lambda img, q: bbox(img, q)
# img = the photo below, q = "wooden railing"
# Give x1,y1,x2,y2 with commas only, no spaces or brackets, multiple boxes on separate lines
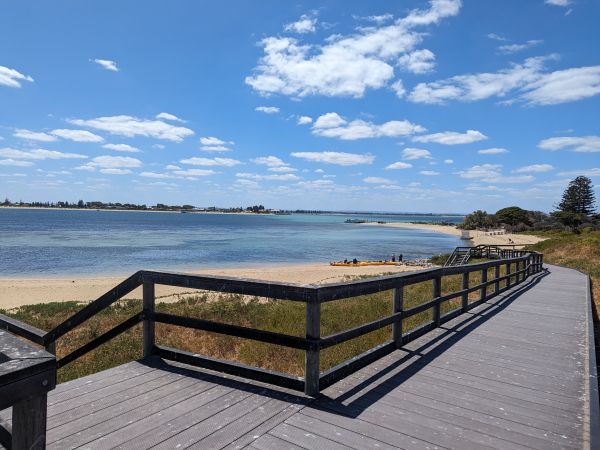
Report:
445,244,527,266
0,252,544,397
0,330,56,449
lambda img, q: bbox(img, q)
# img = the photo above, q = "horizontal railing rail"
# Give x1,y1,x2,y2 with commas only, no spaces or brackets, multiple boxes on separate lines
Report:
0,250,544,396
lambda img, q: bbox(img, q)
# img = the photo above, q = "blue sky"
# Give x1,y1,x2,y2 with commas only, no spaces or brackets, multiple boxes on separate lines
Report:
1,0,599,213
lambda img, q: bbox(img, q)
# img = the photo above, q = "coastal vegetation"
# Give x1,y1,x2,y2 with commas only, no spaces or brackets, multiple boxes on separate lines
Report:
460,176,599,232
0,198,277,214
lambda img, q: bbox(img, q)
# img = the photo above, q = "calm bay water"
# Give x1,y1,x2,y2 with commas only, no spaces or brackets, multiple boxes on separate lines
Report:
0,209,463,277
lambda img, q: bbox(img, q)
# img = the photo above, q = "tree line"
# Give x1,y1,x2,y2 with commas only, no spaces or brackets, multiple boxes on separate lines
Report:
0,199,274,213
460,176,598,232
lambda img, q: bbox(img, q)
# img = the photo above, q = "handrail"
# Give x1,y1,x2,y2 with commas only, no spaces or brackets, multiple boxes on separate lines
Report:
0,329,56,448
0,250,544,397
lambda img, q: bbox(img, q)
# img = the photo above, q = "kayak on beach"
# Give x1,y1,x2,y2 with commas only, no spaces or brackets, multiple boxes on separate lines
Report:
330,260,401,267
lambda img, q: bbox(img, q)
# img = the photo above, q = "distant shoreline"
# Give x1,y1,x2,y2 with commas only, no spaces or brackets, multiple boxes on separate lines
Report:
361,222,546,247
0,206,465,217
0,206,269,215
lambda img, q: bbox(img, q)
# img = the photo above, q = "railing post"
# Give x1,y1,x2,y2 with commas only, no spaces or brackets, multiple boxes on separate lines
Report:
392,285,404,347
461,271,469,312
45,341,56,355
433,275,441,326
517,260,523,283
305,301,320,396
12,393,48,450
494,264,500,294
480,268,488,301
143,281,155,358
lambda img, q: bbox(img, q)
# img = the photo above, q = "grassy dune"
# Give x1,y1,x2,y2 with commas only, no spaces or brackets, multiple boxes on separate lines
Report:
1,266,514,383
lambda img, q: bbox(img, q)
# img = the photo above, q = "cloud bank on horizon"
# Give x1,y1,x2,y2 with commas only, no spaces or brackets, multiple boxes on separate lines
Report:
0,0,599,213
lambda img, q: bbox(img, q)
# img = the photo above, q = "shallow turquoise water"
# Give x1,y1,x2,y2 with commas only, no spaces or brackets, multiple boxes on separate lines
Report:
0,209,463,276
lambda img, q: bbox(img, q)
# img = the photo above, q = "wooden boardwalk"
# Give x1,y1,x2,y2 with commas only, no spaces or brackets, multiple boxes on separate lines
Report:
1,264,597,449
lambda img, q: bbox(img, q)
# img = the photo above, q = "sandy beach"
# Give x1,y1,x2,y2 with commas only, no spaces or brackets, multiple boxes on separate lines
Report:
362,222,546,247
0,263,428,309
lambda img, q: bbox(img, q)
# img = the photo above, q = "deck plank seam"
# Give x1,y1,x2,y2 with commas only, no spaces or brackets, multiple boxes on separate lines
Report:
356,386,582,449
56,383,234,448
369,384,583,444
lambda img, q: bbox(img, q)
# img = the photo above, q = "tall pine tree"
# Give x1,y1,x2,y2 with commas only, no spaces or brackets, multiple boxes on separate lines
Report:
557,176,596,215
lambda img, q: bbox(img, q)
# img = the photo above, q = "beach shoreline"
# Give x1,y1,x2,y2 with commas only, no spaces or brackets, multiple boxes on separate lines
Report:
0,262,431,309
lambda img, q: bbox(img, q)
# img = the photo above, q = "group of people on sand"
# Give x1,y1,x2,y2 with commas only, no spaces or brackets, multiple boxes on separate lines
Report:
391,253,403,262
340,253,403,265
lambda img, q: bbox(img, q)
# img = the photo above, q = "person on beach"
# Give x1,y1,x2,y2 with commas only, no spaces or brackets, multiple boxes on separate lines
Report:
353,258,358,264
399,254,403,262
391,254,396,262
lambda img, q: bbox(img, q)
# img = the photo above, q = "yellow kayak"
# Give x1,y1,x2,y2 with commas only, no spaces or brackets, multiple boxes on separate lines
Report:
330,261,401,267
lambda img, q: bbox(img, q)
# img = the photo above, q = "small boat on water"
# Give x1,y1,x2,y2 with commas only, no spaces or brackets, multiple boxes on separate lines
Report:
330,261,401,267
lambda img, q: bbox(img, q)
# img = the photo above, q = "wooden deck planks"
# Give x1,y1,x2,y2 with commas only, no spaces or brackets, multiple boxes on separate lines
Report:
0,264,593,449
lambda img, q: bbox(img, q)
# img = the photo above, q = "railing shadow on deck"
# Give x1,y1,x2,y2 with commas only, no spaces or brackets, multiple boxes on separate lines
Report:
315,269,550,417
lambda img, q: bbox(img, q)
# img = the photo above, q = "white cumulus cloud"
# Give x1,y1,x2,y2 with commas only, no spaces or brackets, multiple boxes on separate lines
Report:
513,164,554,173
0,159,34,167
13,129,57,142
498,40,543,54
245,0,461,98
457,163,502,179
558,168,600,177
478,147,508,154
102,143,141,153
311,112,425,140
538,135,600,153
297,116,313,125
522,66,600,105
0,148,87,160
172,169,218,177
457,163,535,183
251,156,286,167
291,151,374,166
101,168,131,175
93,59,119,71
363,176,395,184
0,66,34,88
51,129,104,142
413,130,487,145
409,56,600,106
180,157,241,167
156,112,185,122
77,155,142,172
402,148,432,160
236,172,300,181
385,162,413,169
284,14,317,34
199,136,234,152
398,49,436,73
68,115,194,142
255,106,280,114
